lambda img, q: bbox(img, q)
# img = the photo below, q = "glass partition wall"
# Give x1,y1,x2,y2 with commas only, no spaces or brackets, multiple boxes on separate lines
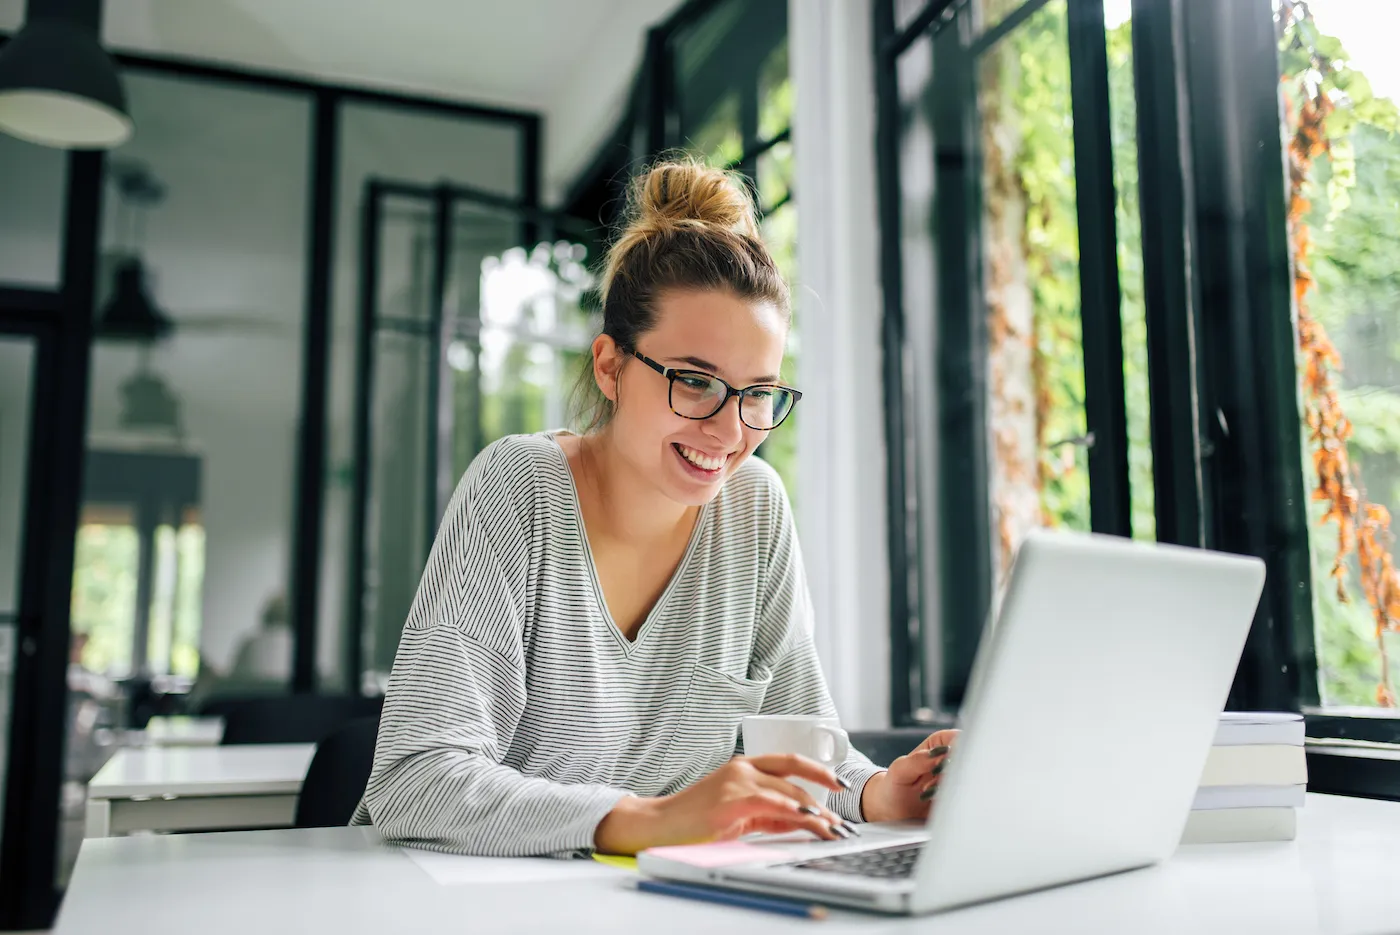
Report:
348,180,595,689
0,44,539,924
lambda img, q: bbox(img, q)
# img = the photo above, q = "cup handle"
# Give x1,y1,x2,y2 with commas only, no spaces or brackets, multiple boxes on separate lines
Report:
812,725,850,767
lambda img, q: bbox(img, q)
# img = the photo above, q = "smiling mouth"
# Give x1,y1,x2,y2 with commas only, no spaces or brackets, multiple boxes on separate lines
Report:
673,442,729,475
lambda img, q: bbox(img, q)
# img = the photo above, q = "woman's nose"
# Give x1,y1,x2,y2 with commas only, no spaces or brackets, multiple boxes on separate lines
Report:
704,394,745,446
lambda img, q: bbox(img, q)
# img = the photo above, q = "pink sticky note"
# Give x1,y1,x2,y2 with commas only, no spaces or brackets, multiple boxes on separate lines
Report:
644,842,795,868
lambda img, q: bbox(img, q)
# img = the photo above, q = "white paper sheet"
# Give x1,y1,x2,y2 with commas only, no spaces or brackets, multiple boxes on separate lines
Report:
401,848,629,886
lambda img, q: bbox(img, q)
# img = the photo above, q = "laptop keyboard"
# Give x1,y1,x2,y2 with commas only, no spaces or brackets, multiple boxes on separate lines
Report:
790,842,923,880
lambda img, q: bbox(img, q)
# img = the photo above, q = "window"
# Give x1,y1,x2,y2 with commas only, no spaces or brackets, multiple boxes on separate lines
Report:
977,0,1091,572
79,72,312,702
0,334,38,849
327,103,529,693
677,7,799,500
1279,0,1400,709
877,0,1143,714
880,0,1400,784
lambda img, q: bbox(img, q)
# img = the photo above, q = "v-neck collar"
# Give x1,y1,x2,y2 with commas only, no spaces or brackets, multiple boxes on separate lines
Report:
546,432,711,655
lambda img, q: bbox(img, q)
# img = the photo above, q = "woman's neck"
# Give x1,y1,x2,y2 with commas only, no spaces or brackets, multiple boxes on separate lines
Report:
572,430,696,545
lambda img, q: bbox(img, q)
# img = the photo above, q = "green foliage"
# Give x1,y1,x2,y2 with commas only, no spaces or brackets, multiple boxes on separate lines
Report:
70,524,138,674
1281,5,1400,705
984,1,1090,532
987,0,1163,536
1106,18,1158,541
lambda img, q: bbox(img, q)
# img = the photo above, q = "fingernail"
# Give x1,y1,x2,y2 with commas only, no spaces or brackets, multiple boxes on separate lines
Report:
836,776,851,790
919,786,938,801
842,821,862,836
799,805,821,816
928,745,950,757
930,763,944,777
831,823,852,839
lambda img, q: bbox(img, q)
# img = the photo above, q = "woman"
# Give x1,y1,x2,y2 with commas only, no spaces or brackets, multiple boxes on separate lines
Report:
353,160,956,857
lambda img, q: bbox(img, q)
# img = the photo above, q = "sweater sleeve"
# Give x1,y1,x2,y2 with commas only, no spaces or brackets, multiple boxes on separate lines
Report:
357,440,629,856
747,468,885,822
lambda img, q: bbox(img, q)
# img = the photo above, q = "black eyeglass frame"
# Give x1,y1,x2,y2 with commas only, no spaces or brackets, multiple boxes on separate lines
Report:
626,349,803,431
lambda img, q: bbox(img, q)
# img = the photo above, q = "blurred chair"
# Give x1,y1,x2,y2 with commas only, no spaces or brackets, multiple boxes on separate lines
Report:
201,694,383,746
294,716,380,828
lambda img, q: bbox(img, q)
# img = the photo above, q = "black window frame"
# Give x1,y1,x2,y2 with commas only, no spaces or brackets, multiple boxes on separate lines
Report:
873,0,1400,797
561,0,792,239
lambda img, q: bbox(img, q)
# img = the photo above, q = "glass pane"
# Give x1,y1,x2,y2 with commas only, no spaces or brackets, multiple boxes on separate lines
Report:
895,0,934,33
757,140,794,212
82,72,311,718
976,0,1035,37
689,90,744,167
977,0,1089,579
1279,0,1400,707
456,226,597,478
758,40,793,142
326,104,523,694
675,0,785,163
0,133,66,288
1104,2,1155,540
898,32,942,705
366,328,433,681
0,335,37,847
757,201,800,503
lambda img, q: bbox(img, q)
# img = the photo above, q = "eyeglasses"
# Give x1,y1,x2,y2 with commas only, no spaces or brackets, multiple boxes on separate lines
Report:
626,349,802,431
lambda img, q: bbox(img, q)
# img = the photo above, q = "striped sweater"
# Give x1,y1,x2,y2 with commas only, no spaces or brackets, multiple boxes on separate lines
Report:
351,432,881,856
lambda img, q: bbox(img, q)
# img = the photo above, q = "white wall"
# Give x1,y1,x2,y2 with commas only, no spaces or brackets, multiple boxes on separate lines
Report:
790,0,893,730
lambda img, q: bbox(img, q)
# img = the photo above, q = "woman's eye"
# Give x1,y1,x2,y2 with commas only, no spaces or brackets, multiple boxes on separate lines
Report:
678,375,713,391
748,388,774,401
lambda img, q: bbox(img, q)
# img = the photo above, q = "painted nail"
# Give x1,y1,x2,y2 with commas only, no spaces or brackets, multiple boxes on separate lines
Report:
799,805,821,816
919,785,938,801
927,745,950,757
831,823,852,839
836,776,852,790
930,763,945,777
842,821,862,837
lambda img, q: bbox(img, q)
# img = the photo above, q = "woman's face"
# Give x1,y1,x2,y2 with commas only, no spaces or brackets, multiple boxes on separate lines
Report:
597,288,788,507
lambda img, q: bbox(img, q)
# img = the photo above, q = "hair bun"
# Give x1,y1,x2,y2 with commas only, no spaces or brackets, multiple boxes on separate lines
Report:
634,159,759,238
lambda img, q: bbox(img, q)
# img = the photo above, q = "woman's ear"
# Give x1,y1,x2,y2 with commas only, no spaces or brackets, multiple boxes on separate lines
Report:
592,334,624,403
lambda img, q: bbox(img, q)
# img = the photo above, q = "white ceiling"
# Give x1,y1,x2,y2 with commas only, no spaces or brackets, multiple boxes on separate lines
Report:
0,0,685,201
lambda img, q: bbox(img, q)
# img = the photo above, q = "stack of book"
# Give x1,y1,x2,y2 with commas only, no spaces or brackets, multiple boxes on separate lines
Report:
1182,712,1307,844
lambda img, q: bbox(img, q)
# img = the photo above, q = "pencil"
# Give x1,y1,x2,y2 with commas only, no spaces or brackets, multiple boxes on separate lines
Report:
637,878,828,920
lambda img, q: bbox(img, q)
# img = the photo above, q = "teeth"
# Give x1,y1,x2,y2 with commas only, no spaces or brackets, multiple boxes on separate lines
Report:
677,444,726,472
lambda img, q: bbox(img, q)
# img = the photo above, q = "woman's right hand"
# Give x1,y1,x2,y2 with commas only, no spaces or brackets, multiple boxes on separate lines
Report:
594,754,855,855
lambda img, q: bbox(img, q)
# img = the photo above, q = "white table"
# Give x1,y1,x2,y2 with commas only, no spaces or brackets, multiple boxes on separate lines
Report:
84,743,315,837
55,794,1400,933
143,715,225,746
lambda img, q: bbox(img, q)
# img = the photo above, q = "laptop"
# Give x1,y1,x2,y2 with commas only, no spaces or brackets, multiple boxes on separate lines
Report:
638,530,1267,915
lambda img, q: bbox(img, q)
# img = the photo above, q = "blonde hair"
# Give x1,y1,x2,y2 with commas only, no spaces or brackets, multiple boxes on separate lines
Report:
573,157,790,431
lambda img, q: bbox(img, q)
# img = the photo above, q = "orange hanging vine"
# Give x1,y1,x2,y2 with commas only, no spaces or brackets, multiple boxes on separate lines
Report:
1281,1,1400,706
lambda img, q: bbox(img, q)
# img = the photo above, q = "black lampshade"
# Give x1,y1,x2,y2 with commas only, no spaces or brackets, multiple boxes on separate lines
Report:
97,259,174,342
0,5,132,149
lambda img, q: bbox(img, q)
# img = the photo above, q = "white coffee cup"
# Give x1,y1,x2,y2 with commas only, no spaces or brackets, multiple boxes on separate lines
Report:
741,715,850,808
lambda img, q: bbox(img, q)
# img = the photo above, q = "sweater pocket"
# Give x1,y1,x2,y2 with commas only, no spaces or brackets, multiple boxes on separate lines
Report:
659,662,771,792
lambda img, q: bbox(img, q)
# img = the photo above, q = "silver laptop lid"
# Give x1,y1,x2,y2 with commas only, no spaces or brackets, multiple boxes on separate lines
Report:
911,530,1265,913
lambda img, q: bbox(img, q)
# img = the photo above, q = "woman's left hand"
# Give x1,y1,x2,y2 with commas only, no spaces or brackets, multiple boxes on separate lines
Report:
859,729,961,823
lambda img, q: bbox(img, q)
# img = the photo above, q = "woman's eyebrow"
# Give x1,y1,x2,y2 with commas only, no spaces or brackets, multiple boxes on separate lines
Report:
665,355,780,384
